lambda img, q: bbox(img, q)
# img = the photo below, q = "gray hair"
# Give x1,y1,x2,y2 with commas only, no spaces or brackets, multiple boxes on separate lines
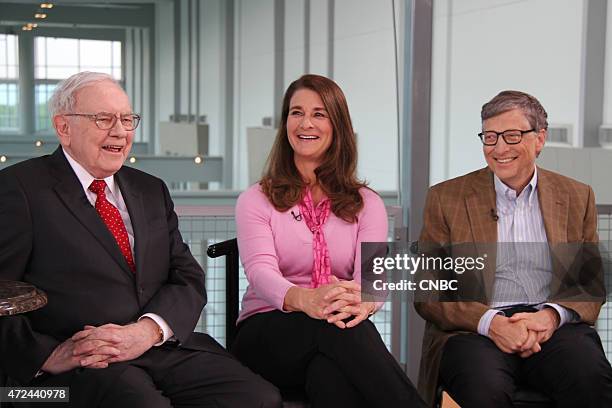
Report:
481,90,548,131
48,71,120,116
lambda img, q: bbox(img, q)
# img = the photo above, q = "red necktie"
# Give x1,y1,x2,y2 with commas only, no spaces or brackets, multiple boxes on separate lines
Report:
88,179,136,273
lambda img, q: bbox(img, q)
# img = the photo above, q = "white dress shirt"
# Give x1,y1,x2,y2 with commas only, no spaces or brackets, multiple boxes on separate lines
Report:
63,148,174,345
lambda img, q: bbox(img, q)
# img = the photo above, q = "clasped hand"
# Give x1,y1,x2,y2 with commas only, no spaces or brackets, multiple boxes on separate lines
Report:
41,318,161,375
287,276,375,329
489,309,560,358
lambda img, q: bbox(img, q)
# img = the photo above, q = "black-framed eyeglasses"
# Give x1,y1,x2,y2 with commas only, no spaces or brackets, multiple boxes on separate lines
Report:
477,128,535,146
64,112,141,131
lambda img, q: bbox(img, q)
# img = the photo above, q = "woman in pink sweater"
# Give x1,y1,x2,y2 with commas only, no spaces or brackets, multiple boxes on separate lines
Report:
233,74,425,407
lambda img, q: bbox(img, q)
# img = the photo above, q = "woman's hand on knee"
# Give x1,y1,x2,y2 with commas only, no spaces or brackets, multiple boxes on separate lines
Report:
344,302,376,328
320,277,374,328
325,301,376,329
323,291,361,315
283,284,347,320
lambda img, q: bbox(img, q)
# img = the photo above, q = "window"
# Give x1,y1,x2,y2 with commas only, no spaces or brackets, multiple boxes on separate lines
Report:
35,37,122,80
35,83,55,132
34,37,122,131
0,34,19,131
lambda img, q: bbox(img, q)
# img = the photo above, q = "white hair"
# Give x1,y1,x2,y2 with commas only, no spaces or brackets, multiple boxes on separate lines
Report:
48,71,121,117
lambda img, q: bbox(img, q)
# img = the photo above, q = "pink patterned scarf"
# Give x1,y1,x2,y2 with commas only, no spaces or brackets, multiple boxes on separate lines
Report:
298,188,332,288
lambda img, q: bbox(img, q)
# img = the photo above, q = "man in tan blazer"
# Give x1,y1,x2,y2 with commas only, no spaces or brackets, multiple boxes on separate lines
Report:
415,90,612,407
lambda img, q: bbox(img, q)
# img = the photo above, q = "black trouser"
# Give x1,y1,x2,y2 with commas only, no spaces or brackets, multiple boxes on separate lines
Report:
232,310,426,408
439,323,612,408
28,339,281,408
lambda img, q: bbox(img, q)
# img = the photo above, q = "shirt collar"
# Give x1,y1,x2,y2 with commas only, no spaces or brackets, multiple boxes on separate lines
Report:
62,147,118,197
494,166,538,206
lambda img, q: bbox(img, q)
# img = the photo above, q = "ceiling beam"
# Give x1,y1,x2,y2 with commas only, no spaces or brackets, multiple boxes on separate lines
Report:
0,2,154,29
0,25,124,41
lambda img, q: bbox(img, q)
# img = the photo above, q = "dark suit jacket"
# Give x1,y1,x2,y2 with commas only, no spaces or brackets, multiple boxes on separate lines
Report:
414,166,604,406
0,148,218,384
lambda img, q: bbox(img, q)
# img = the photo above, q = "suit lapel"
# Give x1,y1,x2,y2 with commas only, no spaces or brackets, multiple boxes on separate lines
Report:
537,168,570,299
115,169,147,280
49,148,135,279
465,168,498,300
537,167,568,244
465,168,497,243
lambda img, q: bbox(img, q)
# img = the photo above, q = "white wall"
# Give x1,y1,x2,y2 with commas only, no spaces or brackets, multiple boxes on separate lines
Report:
308,0,331,77
235,0,276,188
430,0,586,186
539,146,612,204
334,0,398,191
603,0,612,125
284,0,306,87
154,0,175,153
200,0,223,156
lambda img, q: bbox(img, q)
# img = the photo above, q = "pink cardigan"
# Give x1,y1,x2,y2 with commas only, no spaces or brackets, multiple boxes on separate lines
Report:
235,184,388,323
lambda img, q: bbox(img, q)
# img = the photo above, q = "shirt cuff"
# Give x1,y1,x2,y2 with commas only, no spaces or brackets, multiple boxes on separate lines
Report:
279,283,298,313
139,313,174,346
543,303,576,327
478,309,504,337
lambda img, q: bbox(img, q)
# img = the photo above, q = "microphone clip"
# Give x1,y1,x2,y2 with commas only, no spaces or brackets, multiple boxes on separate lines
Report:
291,210,302,221
490,208,499,222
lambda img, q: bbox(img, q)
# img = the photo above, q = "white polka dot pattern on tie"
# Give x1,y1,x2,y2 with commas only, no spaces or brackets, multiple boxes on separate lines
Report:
89,179,136,272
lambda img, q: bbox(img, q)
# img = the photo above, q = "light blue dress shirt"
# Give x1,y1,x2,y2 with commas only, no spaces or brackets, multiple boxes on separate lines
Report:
477,167,577,336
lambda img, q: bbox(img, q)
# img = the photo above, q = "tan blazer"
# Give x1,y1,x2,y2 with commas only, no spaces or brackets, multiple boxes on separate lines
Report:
414,166,603,406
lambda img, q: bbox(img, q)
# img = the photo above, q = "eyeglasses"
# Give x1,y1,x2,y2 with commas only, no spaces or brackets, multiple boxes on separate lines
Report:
478,128,535,146
64,112,141,131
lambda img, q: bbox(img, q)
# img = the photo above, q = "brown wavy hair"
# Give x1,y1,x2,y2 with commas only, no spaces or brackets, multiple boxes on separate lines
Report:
260,74,367,223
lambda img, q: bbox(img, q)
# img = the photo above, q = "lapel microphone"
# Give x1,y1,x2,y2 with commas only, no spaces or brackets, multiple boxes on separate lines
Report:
490,208,499,221
291,211,302,221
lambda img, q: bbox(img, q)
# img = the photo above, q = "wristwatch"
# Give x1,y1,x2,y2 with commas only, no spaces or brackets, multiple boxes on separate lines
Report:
155,323,164,343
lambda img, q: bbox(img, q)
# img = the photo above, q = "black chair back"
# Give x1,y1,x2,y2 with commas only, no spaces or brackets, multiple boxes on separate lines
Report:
206,238,240,348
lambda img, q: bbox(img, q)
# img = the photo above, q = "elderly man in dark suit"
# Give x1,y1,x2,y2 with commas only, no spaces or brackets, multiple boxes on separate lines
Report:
415,90,612,407
0,71,281,407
